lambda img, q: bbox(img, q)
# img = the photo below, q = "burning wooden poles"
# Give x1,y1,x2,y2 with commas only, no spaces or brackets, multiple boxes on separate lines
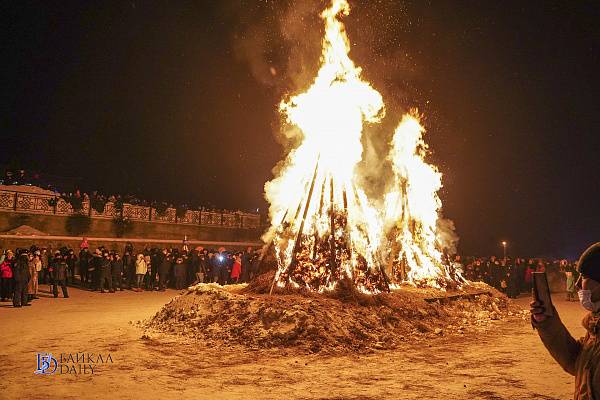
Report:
270,158,320,295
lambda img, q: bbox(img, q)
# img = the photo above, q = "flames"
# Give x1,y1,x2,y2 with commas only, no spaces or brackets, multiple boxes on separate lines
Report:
264,0,459,293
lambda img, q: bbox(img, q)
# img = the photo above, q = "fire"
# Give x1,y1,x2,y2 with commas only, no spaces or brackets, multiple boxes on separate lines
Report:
264,0,458,293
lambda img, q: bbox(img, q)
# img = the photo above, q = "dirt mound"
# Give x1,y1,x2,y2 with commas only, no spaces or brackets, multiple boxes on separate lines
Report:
143,281,527,353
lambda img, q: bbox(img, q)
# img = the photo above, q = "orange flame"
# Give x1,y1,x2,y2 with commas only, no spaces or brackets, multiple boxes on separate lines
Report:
264,0,458,292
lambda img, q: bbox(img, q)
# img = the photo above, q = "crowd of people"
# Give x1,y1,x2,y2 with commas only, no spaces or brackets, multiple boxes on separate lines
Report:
0,241,261,308
456,255,578,299
1,169,257,215
1,240,581,309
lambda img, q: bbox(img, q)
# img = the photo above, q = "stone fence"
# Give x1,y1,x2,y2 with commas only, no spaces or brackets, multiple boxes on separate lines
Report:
0,189,260,229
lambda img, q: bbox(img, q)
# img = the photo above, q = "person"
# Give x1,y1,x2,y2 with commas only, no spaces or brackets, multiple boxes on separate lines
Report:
158,250,171,291
143,254,152,290
134,254,147,292
40,248,49,284
28,252,41,300
64,248,77,285
194,250,208,284
1,250,15,301
13,253,31,307
98,251,113,293
79,247,90,287
0,250,15,301
531,242,600,399
241,247,253,283
564,260,577,302
231,253,242,283
222,252,233,285
208,251,218,283
111,253,124,291
524,260,535,291
149,248,160,291
125,242,134,257
173,257,186,290
123,250,135,289
89,249,102,291
51,253,69,298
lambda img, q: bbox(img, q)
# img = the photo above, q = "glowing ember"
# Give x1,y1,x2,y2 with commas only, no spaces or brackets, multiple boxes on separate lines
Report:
264,0,460,293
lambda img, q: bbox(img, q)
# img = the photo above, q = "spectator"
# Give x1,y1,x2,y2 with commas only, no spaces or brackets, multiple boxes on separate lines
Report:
51,254,69,298
134,254,147,292
28,252,41,300
1,250,15,302
99,251,114,293
13,253,31,307
231,253,242,283
158,250,171,291
111,253,124,291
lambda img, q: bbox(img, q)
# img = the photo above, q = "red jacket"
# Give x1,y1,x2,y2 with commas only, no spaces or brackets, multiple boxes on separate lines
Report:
1,260,13,278
230,261,241,279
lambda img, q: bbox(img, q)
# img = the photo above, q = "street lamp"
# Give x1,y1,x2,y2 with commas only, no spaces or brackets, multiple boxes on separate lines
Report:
501,241,507,260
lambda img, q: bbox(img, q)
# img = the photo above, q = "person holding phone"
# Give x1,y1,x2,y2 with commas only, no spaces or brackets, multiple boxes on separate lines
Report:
531,242,600,399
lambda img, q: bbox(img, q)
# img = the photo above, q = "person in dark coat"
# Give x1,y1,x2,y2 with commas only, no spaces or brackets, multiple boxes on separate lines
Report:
13,253,31,307
125,242,134,257
64,249,77,285
51,254,69,298
98,251,113,293
79,248,90,287
241,247,254,283
173,257,186,290
149,249,160,291
158,250,171,291
195,250,208,284
89,249,103,291
111,253,124,291
189,250,200,286
122,250,135,289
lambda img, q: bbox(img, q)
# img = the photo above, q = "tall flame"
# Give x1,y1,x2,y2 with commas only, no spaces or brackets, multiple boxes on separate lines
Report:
264,0,457,293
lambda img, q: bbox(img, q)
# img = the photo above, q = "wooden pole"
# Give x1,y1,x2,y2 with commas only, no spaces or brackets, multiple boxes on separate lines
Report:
269,159,320,295
312,178,327,259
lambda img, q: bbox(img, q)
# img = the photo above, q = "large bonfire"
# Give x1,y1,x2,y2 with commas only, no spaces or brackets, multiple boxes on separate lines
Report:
264,0,460,294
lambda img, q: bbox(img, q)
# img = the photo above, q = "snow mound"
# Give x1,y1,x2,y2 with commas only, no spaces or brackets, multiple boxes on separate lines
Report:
143,280,526,354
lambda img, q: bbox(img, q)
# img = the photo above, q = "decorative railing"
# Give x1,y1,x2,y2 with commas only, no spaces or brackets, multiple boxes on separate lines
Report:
0,189,260,229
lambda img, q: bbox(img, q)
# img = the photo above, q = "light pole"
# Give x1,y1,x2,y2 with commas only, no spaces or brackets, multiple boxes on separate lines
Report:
501,241,507,261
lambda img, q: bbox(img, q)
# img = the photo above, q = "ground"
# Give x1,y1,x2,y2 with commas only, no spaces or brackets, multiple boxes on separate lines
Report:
0,285,585,400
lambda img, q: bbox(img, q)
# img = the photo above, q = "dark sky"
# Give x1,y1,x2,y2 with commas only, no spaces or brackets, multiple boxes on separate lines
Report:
4,0,599,258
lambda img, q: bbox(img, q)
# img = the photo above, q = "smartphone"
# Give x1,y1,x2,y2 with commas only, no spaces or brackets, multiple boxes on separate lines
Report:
532,271,554,317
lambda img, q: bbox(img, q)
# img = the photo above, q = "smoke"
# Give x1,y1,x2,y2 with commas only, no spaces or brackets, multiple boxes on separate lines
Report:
437,218,459,255
228,0,324,93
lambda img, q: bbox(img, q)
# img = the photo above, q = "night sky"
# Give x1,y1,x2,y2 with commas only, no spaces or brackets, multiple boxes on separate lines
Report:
4,1,599,258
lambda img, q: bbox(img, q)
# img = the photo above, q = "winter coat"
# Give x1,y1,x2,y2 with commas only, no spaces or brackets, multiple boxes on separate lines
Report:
173,262,186,277
231,260,241,279
52,261,67,281
0,260,13,278
535,308,600,399
158,258,171,275
111,259,124,276
135,257,147,275
13,259,31,283
33,258,42,272
28,261,38,293
99,258,111,272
